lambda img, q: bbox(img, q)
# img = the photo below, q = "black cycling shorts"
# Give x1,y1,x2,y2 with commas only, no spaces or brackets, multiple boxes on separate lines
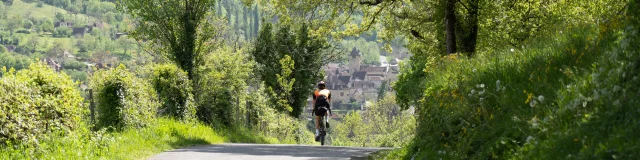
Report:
315,107,328,116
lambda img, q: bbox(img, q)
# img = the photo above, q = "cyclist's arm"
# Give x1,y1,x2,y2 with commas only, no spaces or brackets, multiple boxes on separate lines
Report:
311,92,317,115
328,92,332,116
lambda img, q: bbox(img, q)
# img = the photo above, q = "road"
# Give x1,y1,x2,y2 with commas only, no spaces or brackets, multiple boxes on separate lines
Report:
148,143,389,160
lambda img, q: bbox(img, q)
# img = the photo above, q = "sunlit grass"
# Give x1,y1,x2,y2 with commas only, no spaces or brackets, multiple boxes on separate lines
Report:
406,21,639,159
6,0,96,23
0,118,277,159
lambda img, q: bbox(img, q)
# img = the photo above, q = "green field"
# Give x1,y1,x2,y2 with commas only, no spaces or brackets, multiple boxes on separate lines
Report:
6,0,97,23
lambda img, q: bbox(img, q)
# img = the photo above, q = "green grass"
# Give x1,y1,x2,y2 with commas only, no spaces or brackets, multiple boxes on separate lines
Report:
403,18,640,159
0,118,277,160
6,0,96,23
368,147,410,160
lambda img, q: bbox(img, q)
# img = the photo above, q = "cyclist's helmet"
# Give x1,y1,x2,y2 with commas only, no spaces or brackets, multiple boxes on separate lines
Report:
317,81,326,89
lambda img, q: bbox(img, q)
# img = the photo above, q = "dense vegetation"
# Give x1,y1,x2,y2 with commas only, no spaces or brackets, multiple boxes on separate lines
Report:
0,0,321,158
0,63,83,145
2,0,639,159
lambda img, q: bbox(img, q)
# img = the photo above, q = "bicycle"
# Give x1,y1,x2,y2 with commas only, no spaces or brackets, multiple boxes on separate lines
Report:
317,115,329,146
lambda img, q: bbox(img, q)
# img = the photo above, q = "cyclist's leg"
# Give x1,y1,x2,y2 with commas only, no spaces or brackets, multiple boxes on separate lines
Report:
315,115,321,134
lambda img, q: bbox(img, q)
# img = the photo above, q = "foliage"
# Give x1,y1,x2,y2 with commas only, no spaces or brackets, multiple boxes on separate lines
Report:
53,27,72,38
403,12,637,158
0,63,84,145
62,59,86,70
91,64,159,130
151,64,195,120
0,118,275,159
333,94,415,148
251,23,329,117
245,84,314,144
0,52,31,70
63,69,87,83
339,38,381,65
117,0,218,80
195,46,253,126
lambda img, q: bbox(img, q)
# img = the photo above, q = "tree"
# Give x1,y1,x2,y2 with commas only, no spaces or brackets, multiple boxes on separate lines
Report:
0,45,7,53
22,35,40,54
117,0,218,81
7,15,23,36
55,12,65,21
116,36,134,55
377,80,387,100
41,19,54,32
0,2,7,19
251,23,329,117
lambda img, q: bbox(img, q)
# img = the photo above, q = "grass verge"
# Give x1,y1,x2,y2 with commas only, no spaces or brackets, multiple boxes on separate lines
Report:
404,15,639,159
0,118,277,159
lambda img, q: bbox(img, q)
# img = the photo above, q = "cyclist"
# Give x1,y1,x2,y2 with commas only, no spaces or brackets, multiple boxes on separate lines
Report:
312,81,331,142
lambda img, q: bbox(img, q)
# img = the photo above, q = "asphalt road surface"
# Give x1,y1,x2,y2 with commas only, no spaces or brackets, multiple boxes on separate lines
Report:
148,143,389,160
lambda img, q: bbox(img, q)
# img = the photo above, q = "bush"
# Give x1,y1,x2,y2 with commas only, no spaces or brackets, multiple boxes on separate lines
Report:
0,63,84,145
91,64,158,130
62,59,86,70
53,27,72,38
195,46,253,126
0,52,31,71
151,64,195,120
63,69,87,83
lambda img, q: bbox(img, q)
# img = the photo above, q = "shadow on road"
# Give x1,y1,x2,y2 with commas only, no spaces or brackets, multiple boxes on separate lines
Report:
168,128,210,148
165,143,384,159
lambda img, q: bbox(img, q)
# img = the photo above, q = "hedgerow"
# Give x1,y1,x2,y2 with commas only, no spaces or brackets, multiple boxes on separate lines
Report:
91,64,159,130
151,64,195,120
0,63,84,145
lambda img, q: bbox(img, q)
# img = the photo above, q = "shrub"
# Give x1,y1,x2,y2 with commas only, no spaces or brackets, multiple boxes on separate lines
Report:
195,46,253,126
91,64,158,130
0,63,84,145
151,64,195,120
62,59,87,70
0,52,31,71
63,69,88,83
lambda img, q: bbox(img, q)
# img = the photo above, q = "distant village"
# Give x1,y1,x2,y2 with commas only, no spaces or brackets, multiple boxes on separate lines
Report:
307,47,404,117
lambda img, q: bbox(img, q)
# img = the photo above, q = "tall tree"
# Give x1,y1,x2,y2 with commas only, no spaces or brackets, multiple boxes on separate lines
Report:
116,0,217,80
251,23,329,117
444,0,457,54
7,15,23,36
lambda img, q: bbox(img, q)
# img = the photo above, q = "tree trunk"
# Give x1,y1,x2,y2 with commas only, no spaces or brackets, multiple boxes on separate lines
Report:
179,0,197,81
461,0,479,55
445,0,457,54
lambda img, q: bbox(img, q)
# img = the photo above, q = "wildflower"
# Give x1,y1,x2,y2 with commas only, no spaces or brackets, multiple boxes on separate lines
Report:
510,48,515,52
530,100,537,108
538,95,545,102
471,89,476,94
526,136,535,143
472,68,477,73
479,98,484,101
479,91,484,95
